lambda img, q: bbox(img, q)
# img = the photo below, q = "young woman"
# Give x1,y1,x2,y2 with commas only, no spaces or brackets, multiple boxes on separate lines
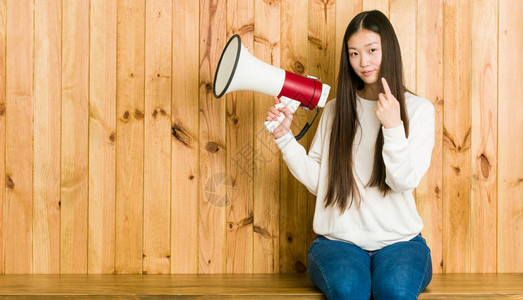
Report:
266,10,435,300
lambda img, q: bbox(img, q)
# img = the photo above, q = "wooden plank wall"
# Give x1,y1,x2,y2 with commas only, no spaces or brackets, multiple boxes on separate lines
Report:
0,0,521,274
0,0,5,274
61,0,89,274
115,0,145,275
88,0,116,275
5,0,33,274
34,0,61,274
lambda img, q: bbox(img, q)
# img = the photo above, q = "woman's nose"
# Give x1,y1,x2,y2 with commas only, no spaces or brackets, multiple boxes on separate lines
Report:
360,54,370,67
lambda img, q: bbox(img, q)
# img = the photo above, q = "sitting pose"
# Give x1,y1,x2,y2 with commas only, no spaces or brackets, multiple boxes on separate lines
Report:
267,10,435,300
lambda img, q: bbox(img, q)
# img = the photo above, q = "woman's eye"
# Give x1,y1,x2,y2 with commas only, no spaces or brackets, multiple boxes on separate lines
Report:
370,48,377,53
349,52,358,57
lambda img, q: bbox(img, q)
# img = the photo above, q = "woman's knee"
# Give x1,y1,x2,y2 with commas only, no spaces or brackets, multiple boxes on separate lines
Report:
329,282,371,300
373,287,417,300
307,251,371,300
307,238,372,299
371,240,432,299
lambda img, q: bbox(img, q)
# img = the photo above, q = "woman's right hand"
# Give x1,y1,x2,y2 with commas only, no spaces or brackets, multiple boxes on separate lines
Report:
266,96,294,139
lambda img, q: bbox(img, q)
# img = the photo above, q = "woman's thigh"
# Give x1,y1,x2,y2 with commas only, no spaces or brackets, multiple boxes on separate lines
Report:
307,236,371,300
370,235,432,300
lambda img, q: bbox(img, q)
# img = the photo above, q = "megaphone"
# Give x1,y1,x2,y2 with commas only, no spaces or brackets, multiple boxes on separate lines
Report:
213,34,330,134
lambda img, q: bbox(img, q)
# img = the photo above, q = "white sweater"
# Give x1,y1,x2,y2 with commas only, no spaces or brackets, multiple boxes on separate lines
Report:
274,92,435,251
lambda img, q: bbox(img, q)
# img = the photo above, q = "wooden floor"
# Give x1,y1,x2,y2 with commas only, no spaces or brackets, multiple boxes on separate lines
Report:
0,273,521,299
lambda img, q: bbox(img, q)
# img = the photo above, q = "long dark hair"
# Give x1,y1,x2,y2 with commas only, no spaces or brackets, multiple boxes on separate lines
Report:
324,10,410,211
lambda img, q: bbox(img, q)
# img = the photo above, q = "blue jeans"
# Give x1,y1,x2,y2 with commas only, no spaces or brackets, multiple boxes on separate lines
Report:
307,234,432,300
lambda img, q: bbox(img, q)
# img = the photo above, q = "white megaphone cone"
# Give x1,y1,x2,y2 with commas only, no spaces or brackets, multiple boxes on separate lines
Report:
213,34,330,135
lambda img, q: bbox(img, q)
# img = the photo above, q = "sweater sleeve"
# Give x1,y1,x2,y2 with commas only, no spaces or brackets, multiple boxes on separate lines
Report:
382,102,435,192
273,108,327,196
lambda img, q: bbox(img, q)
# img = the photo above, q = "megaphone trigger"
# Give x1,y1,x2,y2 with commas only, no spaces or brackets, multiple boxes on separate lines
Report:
264,97,301,134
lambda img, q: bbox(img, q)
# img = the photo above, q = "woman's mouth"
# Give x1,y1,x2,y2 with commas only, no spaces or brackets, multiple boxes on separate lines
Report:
362,70,374,76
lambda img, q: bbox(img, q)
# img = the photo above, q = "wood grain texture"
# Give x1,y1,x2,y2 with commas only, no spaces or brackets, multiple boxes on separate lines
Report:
363,0,389,16
88,0,116,274
5,0,33,274
61,0,89,274
115,0,145,274
390,0,416,92
0,274,521,299
253,0,281,274
34,0,61,274
307,0,336,89
420,273,523,299
0,0,520,275
442,0,472,273
143,0,172,275
225,0,254,274
171,0,199,274
498,0,523,273
470,0,497,273
199,0,227,274
0,0,6,275
415,0,444,274
279,0,308,274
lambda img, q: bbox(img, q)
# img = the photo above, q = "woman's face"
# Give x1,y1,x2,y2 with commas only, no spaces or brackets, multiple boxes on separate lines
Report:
347,29,382,86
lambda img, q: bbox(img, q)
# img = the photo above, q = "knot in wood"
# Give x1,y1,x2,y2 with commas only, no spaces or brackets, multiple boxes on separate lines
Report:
295,261,307,273
294,61,305,74
6,176,14,189
205,142,219,153
134,109,144,120
480,154,490,178
122,111,130,122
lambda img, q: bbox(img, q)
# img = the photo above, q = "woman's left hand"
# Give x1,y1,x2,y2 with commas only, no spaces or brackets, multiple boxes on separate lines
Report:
375,77,403,129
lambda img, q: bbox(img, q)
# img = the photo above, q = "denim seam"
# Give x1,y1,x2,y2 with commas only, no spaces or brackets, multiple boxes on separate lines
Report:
415,248,431,295
308,251,333,298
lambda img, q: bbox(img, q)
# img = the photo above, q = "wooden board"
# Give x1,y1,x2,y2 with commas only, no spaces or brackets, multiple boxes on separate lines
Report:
498,0,523,273
0,274,521,299
61,0,89,274
421,273,523,298
0,0,521,275
279,0,309,274
390,0,416,92
88,0,116,274
115,0,145,274
33,0,61,274
253,0,281,274
5,0,33,274
225,0,254,274
199,0,227,274
415,0,444,274
0,0,5,275
143,0,172,275
363,0,389,16
171,0,199,274
442,0,471,273
470,0,497,273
